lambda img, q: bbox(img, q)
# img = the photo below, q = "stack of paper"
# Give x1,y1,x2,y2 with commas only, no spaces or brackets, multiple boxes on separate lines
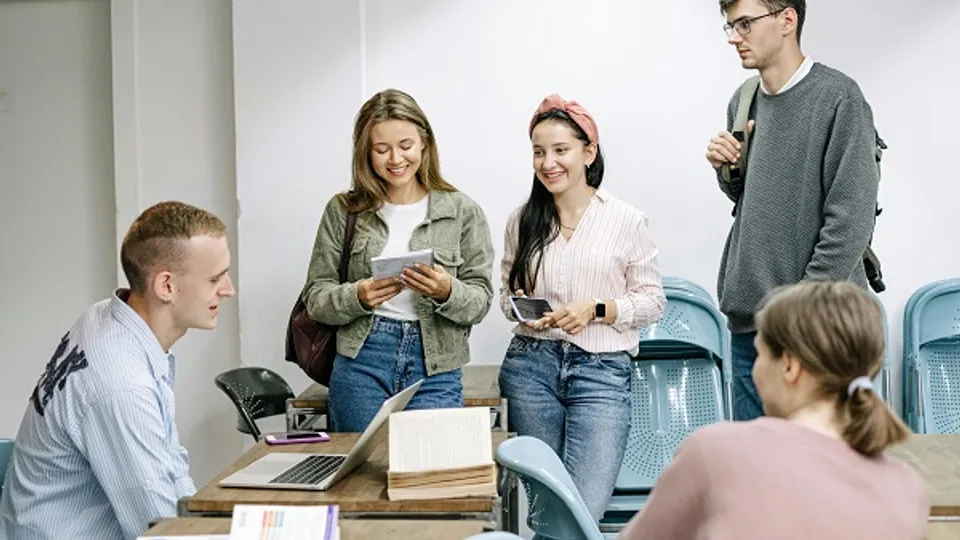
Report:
387,407,498,501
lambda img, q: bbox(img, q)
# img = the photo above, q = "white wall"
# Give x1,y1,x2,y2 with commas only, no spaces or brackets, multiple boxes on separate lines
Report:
232,0,960,412
0,0,116,437
111,0,245,484
232,0,362,390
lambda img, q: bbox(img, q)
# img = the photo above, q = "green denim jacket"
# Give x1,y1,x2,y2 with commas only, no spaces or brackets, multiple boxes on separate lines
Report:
302,190,494,376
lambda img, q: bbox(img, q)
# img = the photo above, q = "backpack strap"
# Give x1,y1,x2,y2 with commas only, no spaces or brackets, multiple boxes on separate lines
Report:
720,75,761,185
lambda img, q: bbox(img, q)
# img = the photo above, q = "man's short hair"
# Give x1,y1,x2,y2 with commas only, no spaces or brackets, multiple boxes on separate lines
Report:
120,201,226,293
719,0,806,42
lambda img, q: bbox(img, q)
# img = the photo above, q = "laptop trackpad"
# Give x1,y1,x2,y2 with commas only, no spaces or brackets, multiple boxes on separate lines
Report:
245,453,316,479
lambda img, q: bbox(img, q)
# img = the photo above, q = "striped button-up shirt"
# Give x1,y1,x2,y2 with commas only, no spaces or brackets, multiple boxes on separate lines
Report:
1,290,195,540
500,188,666,356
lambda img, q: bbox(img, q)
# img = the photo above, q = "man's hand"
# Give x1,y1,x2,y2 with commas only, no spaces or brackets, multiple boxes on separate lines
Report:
706,120,754,169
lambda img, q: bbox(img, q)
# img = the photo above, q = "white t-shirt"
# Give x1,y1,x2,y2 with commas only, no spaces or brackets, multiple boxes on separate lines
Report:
374,196,430,321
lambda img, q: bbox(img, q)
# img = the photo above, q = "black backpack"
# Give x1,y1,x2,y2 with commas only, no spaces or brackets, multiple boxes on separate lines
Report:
719,76,886,293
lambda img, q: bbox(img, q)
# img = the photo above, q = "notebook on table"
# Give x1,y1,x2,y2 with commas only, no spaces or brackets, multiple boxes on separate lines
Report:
387,406,498,501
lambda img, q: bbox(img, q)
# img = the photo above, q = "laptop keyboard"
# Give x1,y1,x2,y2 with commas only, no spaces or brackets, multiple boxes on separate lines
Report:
269,455,347,485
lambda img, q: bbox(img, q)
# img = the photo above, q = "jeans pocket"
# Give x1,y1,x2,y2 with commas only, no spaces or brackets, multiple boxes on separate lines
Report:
592,353,632,392
505,335,536,357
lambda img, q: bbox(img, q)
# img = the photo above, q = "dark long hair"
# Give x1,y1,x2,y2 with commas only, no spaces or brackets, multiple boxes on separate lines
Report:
508,109,605,294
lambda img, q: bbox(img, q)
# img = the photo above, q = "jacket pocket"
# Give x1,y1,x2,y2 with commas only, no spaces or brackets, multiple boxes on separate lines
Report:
434,247,464,277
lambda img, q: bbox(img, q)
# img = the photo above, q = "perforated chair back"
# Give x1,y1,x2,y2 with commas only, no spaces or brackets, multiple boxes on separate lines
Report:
904,280,960,433
614,358,723,493
214,367,294,440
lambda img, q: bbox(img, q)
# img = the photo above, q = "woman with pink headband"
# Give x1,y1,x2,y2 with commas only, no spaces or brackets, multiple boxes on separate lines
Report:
498,94,667,521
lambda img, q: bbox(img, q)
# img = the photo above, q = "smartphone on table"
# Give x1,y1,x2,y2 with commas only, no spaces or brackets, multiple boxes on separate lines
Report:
264,431,331,445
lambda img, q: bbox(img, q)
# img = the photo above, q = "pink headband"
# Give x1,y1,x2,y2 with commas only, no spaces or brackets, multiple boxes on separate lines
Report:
528,94,599,144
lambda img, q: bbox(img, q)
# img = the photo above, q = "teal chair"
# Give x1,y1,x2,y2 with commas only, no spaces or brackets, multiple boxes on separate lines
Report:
0,438,13,493
903,279,960,433
902,279,960,429
496,436,606,540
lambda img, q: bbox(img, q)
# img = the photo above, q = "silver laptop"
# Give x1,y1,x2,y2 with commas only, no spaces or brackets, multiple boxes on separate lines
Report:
219,379,423,491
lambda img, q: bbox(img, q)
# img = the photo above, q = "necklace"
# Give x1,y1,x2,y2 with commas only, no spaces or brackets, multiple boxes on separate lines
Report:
560,223,576,231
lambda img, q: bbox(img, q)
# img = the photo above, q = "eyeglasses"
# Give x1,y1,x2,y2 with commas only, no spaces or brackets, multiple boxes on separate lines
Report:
723,7,786,37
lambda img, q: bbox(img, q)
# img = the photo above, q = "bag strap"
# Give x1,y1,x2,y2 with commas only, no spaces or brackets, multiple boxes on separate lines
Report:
337,213,358,284
720,76,761,184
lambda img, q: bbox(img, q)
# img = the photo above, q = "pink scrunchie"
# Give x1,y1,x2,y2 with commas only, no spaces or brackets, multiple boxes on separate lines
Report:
528,94,599,144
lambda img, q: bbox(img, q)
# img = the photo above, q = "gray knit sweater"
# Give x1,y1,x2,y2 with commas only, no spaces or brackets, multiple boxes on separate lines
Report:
716,63,880,333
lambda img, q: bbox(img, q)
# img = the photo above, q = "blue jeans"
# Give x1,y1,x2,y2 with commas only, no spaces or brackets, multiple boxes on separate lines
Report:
499,335,631,523
329,316,464,432
731,331,763,421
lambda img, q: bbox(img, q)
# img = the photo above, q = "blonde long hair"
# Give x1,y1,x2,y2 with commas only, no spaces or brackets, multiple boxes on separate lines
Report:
342,88,455,213
755,281,909,457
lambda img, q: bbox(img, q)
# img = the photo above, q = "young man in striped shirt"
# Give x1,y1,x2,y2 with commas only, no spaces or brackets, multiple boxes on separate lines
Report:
1,201,235,540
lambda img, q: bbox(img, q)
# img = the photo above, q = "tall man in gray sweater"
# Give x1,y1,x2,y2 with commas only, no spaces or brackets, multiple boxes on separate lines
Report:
705,0,880,420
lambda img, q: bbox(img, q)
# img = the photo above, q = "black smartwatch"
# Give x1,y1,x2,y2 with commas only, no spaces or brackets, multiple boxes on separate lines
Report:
593,298,606,321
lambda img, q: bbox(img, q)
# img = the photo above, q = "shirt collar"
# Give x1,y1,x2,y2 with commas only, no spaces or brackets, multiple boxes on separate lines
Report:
595,187,612,202
110,288,175,384
760,56,813,95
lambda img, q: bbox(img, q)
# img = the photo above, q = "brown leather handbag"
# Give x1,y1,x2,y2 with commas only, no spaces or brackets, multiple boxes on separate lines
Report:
284,212,358,386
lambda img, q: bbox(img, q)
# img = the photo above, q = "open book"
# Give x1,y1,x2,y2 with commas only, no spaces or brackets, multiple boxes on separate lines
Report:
387,407,498,501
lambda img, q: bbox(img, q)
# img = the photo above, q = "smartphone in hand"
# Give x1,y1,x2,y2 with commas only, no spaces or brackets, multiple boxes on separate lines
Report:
509,296,553,322
264,431,331,445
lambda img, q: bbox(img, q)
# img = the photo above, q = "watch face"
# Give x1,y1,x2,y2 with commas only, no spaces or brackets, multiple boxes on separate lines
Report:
596,303,606,318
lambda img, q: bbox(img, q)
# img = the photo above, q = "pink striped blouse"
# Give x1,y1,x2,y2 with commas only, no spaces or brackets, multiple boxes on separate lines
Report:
499,188,666,356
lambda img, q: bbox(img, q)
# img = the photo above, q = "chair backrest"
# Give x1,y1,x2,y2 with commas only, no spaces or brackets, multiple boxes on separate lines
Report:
615,357,724,493
904,280,960,434
661,277,714,306
495,436,603,540
902,281,955,429
904,279,957,347
638,290,727,363
0,438,13,493
214,367,294,440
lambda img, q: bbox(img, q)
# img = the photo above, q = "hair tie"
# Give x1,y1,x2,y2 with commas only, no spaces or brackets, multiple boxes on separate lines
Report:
846,376,874,397
528,94,599,144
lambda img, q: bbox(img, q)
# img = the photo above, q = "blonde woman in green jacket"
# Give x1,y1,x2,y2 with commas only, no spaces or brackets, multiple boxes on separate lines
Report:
301,88,495,432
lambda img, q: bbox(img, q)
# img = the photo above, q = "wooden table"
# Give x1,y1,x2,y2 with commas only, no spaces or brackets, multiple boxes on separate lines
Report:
180,432,518,532
889,434,960,519
929,522,960,539
143,517,490,538
286,364,507,431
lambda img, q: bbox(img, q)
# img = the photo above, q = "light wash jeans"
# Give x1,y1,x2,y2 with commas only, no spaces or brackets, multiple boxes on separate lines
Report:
731,330,764,421
499,335,631,522
329,316,463,432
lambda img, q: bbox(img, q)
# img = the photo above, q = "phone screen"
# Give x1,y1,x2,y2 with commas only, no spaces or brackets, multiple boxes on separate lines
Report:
283,431,324,440
510,296,553,322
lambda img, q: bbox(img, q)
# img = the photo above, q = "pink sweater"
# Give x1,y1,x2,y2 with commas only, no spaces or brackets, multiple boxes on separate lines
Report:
619,418,929,540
